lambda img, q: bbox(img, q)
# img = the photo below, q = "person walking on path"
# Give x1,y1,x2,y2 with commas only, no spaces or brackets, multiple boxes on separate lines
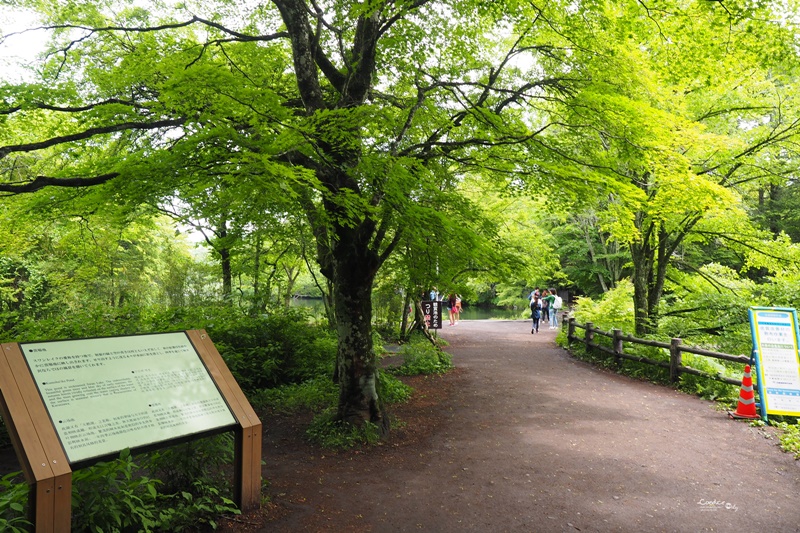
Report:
448,293,458,326
542,289,555,327
530,293,542,333
541,294,550,324
550,288,563,329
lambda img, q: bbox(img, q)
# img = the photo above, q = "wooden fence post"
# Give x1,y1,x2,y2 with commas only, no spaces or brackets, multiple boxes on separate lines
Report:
567,317,576,345
585,322,594,354
670,338,682,383
613,329,623,367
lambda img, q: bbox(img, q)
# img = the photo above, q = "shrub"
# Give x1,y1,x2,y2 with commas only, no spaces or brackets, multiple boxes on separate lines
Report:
571,280,635,333
143,434,234,495
678,355,739,401
390,335,453,376
378,371,413,404
252,376,338,413
155,481,239,532
0,472,30,533
186,306,337,391
67,439,241,533
70,449,160,533
9,304,337,393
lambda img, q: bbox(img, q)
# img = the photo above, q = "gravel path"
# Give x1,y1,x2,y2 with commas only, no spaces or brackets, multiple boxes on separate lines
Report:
254,319,800,532
431,320,800,532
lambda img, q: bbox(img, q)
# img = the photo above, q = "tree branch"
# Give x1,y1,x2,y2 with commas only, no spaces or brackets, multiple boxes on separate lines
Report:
1,98,140,116
273,0,326,112
31,16,287,46
0,118,185,160
0,173,119,194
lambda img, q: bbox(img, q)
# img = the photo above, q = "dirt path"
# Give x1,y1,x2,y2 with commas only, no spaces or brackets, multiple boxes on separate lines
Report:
250,320,800,532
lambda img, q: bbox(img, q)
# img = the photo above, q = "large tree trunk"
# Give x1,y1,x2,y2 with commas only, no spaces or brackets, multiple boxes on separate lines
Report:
630,210,699,336
631,256,654,336
275,0,393,429
330,230,383,426
630,210,657,336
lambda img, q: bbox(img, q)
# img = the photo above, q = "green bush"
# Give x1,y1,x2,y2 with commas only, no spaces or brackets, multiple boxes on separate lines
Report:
252,376,338,413
571,279,635,333
253,370,412,413
378,371,413,404
70,449,160,533
678,354,739,401
390,336,453,376
176,306,337,391
622,345,671,383
567,278,746,392
67,440,241,533
8,304,338,394
6,302,148,342
0,472,30,533
155,481,239,532
143,434,234,495
774,419,800,459
143,435,240,531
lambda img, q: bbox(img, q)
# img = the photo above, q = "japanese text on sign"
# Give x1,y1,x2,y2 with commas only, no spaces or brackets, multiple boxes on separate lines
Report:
749,308,800,417
421,300,442,329
21,332,236,464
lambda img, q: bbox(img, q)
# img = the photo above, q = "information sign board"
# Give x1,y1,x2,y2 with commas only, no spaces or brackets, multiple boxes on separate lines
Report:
421,300,442,329
749,307,800,419
20,332,237,465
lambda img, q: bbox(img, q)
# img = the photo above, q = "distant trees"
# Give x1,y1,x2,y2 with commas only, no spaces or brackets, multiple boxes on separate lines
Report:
541,0,800,334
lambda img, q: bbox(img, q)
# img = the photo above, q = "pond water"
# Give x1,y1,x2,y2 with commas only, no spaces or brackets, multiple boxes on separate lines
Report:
290,298,525,320
453,306,522,320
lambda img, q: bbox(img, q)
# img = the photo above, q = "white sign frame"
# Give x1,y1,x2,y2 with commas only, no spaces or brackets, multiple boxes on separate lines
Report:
749,307,800,420
20,331,237,466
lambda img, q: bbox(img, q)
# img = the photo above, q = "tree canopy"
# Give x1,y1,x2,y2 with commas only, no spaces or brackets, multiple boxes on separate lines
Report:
3,0,800,424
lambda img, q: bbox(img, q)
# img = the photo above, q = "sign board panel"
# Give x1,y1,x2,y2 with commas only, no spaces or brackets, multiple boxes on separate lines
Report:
20,332,237,465
421,300,442,329
749,307,800,419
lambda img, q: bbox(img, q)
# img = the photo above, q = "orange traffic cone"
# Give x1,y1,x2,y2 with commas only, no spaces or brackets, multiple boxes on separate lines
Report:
729,365,760,419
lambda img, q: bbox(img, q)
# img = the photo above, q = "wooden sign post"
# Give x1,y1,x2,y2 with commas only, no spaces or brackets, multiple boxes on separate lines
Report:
0,342,71,532
0,330,261,532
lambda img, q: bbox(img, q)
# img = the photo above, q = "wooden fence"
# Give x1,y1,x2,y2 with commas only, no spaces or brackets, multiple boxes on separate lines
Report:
565,317,750,386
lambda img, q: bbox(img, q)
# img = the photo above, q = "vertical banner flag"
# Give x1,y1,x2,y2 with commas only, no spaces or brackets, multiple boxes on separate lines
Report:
749,307,800,419
421,300,442,329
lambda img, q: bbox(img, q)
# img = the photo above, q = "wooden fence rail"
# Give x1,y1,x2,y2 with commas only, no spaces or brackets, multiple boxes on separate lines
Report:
565,317,750,386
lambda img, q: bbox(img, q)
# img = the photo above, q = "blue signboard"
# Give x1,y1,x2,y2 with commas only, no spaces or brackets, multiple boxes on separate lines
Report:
749,307,800,420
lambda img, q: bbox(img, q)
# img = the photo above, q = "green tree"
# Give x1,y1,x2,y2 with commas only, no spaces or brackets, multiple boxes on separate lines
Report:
1,0,580,426
547,0,800,335
0,187,205,336
552,206,629,298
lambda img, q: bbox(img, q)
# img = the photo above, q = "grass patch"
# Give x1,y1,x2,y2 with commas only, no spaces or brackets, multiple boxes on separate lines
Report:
305,409,383,449
772,419,800,459
390,336,453,376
